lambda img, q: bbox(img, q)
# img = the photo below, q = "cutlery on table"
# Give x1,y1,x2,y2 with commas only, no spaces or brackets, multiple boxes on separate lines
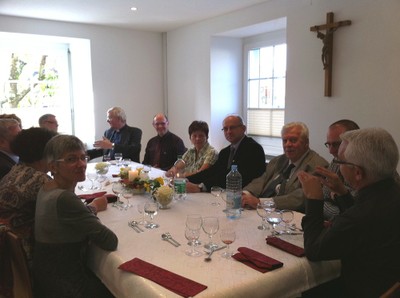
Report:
128,221,143,233
204,245,227,262
164,232,181,246
131,220,144,232
161,234,180,247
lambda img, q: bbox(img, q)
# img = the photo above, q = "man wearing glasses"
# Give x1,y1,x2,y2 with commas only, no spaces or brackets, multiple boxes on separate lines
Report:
298,128,400,297
312,119,360,220
38,114,59,132
186,115,265,192
142,113,186,171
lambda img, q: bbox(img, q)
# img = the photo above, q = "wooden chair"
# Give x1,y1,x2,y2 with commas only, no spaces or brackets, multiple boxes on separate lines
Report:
380,282,400,298
6,231,33,298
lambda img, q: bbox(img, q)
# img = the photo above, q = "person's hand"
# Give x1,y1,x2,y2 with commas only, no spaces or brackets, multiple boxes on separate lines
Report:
185,182,201,193
89,196,108,212
241,192,260,209
314,166,347,196
165,167,177,178
93,137,113,149
297,170,323,200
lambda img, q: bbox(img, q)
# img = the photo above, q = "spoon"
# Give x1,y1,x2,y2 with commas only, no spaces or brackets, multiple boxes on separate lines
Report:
204,248,216,262
131,221,144,232
164,232,181,246
161,234,180,247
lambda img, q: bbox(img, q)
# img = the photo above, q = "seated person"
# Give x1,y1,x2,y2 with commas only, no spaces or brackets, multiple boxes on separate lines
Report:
38,113,59,132
90,107,142,162
298,128,400,297
186,115,265,192
166,120,218,178
142,113,186,170
34,135,117,298
0,127,57,266
241,122,328,212
0,118,21,179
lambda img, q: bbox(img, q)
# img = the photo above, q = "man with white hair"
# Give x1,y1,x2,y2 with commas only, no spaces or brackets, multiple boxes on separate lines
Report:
298,128,400,297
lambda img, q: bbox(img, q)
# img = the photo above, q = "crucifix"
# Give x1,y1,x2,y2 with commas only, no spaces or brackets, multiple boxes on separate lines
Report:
310,12,351,97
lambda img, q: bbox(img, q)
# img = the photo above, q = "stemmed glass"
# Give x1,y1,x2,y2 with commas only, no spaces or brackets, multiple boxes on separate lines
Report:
220,227,236,258
121,188,133,210
136,202,148,225
114,153,123,166
202,216,219,250
266,210,282,236
112,181,125,209
256,199,276,230
280,209,294,234
144,202,159,229
86,171,99,190
185,214,202,256
210,186,222,206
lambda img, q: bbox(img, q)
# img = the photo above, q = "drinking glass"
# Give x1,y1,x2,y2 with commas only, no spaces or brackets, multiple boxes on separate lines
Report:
143,165,151,174
103,154,111,162
266,210,282,236
144,202,159,229
136,203,148,225
220,227,236,258
122,158,131,167
210,186,222,206
256,202,268,230
121,188,133,209
281,209,294,233
86,171,99,190
114,153,123,166
185,228,202,257
202,216,219,250
111,181,125,209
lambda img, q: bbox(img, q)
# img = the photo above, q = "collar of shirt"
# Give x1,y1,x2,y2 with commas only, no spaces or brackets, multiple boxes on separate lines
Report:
291,149,310,168
230,135,246,151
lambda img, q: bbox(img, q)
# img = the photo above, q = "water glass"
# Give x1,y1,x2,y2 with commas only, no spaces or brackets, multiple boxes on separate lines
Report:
202,216,219,250
144,202,159,229
210,186,222,206
185,228,202,257
114,153,123,166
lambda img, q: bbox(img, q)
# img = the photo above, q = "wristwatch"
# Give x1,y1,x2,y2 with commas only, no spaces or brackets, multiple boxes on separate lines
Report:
111,143,115,150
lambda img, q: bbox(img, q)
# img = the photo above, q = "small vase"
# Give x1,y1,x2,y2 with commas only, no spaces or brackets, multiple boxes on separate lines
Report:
155,193,173,209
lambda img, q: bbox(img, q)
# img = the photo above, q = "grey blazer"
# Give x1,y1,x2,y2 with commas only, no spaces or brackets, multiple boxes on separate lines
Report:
244,150,328,212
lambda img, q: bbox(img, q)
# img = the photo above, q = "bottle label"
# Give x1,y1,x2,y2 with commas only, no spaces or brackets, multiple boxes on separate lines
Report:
174,179,186,194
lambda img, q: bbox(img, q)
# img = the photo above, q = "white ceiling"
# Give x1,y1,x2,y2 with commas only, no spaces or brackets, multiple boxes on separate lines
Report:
0,0,271,32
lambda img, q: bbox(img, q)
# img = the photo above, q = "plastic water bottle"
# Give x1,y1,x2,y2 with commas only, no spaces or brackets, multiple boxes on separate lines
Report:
173,156,187,200
225,165,242,219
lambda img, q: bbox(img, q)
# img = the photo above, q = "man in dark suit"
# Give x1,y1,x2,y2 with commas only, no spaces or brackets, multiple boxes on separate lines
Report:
186,115,265,192
92,107,142,162
0,118,21,179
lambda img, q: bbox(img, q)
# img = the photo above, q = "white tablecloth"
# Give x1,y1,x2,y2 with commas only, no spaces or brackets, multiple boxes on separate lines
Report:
79,162,341,298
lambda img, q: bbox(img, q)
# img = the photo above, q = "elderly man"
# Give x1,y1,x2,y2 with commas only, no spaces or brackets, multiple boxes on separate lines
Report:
142,113,186,171
241,122,328,212
312,119,360,220
0,118,21,179
93,107,142,162
186,115,265,192
298,128,400,297
38,114,59,132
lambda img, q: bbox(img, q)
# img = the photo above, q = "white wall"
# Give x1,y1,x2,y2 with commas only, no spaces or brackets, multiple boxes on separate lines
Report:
167,0,400,171
0,15,164,161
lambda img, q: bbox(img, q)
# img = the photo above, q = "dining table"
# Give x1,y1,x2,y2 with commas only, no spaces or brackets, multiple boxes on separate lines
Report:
77,161,341,298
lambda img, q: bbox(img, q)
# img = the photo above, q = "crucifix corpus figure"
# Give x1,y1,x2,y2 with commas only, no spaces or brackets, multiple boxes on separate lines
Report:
310,12,351,97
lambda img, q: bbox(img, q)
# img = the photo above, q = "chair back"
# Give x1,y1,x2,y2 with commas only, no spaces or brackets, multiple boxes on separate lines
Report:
380,281,400,298
6,231,33,298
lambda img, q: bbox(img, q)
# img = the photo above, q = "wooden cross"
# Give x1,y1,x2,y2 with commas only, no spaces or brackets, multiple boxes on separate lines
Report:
310,12,351,97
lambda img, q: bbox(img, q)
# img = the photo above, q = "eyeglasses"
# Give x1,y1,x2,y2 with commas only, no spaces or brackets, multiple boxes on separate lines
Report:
154,122,167,126
56,155,89,164
324,141,341,149
332,159,360,168
44,120,58,125
221,125,242,132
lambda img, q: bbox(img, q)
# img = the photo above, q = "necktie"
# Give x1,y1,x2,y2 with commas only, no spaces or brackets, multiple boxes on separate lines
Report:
277,164,295,195
227,146,235,169
262,163,294,197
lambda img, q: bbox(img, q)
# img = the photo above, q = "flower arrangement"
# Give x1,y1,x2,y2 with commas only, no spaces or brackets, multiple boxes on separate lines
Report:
120,167,164,193
95,162,109,175
154,185,174,208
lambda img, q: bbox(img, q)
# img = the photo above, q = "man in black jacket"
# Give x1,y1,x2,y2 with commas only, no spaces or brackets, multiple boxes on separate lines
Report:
186,115,265,192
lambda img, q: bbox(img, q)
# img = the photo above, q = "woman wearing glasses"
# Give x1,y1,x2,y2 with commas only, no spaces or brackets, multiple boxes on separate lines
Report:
33,135,117,298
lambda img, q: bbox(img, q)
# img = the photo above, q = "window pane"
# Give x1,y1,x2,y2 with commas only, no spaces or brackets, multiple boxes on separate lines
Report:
260,79,273,108
248,80,260,108
274,44,287,77
260,47,273,78
248,49,260,79
273,78,286,108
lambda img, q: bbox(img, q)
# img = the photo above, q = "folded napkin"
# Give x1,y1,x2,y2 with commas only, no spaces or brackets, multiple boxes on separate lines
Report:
232,247,283,273
118,258,207,297
79,192,117,204
266,236,305,257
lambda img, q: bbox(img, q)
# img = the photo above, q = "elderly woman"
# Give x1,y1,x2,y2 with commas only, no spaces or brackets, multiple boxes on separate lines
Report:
0,127,57,264
33,135,117,298
167,120,218,178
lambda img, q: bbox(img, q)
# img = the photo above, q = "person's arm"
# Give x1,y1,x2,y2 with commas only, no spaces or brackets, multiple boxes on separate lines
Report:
114,127,142,162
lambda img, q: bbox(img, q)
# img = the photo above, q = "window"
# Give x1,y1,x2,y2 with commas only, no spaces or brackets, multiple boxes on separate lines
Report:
244,29,286,158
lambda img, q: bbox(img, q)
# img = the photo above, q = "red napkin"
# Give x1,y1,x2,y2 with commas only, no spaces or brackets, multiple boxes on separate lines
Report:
232,247,283,273
79,192,117,203
266,236,305,257
118,258,207,297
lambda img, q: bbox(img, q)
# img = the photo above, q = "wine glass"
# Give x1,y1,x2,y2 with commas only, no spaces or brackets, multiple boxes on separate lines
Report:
111,181,125,209
103,154,111,162
266,210,282,236
114,153,123,166
220,227,236,258
281,209,294,233
121,188,133,210
136,202,148,225
210,186,222,206
256,202,268,230
86,171,99,190
202,216,219,250
122,158,131,167
185,228,202,257
95,164,109,183
144,202,159,229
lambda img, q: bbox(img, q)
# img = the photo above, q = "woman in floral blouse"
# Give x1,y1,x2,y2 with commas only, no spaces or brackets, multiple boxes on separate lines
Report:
167,121,218,178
